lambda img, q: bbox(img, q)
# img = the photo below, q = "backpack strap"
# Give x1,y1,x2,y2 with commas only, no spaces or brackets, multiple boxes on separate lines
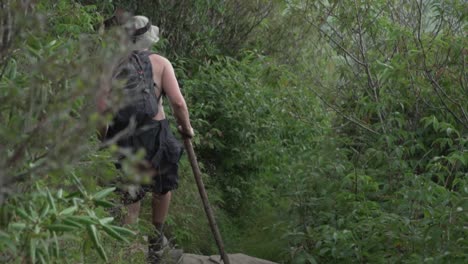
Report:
133,50,164,100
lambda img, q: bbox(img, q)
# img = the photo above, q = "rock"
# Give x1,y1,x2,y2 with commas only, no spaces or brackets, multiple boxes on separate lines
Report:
178,253,278,264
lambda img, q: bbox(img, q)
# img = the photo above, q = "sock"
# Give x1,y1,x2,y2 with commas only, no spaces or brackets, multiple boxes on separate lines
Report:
149,222,165,253
154,222,164,238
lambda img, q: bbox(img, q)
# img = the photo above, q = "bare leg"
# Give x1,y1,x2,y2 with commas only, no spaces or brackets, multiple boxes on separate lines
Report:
122,201,141,225
149,191,180,263
149,192,172,252
152,191,172,227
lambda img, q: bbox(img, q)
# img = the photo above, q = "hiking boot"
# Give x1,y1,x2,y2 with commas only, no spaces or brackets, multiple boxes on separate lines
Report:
148,235,169,264
147,235,183,264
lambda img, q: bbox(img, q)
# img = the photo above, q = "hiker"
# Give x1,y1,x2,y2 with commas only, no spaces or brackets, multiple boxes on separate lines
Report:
98,15,194,262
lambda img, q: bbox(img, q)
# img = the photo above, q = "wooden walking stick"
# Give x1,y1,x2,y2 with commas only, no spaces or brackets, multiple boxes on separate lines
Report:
183,137,231,264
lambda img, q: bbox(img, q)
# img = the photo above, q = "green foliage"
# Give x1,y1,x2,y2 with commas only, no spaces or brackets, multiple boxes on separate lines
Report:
182,52,321,212
110,0,273,59
177,51,332,261
0,1,137,263
2,0,467,263
38,0,101,37
0,0,118,197
275,0,468,263
0,179,135,263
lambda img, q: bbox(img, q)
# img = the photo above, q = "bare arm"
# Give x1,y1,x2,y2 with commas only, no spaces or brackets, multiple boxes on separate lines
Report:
160,57,194,137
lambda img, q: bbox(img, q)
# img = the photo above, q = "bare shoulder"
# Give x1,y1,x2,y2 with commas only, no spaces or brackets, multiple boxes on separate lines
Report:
148,53,172,68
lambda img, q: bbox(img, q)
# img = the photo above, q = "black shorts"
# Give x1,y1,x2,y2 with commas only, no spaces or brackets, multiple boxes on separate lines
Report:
107,119,183,203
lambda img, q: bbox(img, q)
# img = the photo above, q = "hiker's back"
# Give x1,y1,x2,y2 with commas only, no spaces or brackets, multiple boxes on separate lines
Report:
112,50,160,126
146,53,168,121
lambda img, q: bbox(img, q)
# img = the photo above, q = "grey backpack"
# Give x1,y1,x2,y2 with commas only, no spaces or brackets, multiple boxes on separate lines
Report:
113,50,160,125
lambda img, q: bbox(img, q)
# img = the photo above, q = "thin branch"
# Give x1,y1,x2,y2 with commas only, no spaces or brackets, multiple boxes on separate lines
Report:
424,71,468,128
308,82,380,136
304,15,367,67
353,0,388,134
415,0,468,129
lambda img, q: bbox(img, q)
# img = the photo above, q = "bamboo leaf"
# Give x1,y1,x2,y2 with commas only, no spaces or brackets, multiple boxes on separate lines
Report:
40,240,50,263
92,187,116,200
0,232,16,251
94,199,115,208
107,225,136,236
10,222,27,230
59,205,78,216
87,224,100,247
87,224,108,262
29,238,36,264
28,203,38,219
96,244,108,263
62,218,84,229
53,231,59,258
102,225,129,243
47,224,78,232
67,215,96,225
57,189,63,199
99,217,114,225
39,203,50,219
15,208,33,221
71,173,87,197
46,188,57,213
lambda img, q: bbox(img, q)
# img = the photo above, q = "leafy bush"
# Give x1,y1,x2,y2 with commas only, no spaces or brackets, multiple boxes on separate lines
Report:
0,179,135,263
0,1,136,262
2,0,466,263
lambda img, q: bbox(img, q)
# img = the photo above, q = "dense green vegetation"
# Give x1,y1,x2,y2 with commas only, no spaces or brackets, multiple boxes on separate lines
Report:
1,0,466,263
